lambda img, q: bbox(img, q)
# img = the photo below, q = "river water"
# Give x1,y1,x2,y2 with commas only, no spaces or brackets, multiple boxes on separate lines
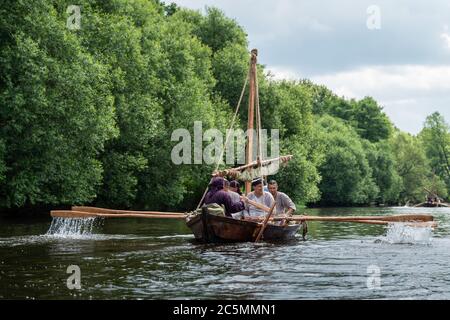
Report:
1,207,449,300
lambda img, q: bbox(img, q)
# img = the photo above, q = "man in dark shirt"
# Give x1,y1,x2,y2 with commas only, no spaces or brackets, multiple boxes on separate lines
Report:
204,177,246,217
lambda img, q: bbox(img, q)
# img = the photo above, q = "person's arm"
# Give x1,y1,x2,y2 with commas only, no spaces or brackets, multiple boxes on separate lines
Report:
264,192,275,208
243,193,254,214
221,192,245,216
282,193,296,216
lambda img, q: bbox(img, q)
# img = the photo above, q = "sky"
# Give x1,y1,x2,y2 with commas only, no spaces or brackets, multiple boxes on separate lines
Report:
172,0,450,134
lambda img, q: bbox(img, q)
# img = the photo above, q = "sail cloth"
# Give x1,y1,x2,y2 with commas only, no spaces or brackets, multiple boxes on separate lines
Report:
212,155,293,182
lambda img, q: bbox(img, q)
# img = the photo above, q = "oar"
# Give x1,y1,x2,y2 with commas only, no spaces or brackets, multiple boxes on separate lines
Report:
286,215,434,223
413,202,427,208
72,206,184,215
254,202,277,242
285,219,437,228
247,216,437,228
243,197,272,213
51,210,186,219
242,197,434,223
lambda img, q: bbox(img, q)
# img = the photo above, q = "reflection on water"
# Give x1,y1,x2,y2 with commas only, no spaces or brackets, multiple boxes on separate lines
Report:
1,207,450,299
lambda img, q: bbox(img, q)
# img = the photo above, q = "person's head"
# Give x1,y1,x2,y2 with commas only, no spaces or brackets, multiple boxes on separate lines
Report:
223,179,230,191
268,180,278,196
252,178,264,194
209,177,226,191
229,180,241,194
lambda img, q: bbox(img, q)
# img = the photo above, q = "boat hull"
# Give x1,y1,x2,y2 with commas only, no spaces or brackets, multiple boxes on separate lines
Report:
186,209,301,243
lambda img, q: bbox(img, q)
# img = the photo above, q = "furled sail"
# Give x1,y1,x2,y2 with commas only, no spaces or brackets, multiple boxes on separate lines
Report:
212,155,293,181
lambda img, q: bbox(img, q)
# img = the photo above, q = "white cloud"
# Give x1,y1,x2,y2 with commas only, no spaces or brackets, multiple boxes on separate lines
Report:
310,65,450,99
267,64,450,134
172,0,450,134
266,66,301,81
310,65,450,133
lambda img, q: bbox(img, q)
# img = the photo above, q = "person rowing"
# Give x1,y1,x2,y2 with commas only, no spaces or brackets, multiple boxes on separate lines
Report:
267,180,296,216
203,177,245,217
245,178,275,217
224,180,245,219
229,180,242,195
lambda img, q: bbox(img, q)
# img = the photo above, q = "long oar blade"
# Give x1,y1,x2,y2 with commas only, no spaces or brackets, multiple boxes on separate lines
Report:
51,210,97,218
51,210,186,219
288,214,434,223
320,219,438,228
242,197,434,223
72,206,184,216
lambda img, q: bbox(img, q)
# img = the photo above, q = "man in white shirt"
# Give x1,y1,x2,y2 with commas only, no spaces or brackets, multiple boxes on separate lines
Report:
246,178,275,217
267,180,296,216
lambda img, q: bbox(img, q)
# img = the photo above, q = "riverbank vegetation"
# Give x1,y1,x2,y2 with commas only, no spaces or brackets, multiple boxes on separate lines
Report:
1,0,449,212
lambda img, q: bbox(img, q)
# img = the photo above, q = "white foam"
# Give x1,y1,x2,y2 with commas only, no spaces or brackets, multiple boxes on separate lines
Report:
384,223,433,245
46,217,104,237
156,234,194,239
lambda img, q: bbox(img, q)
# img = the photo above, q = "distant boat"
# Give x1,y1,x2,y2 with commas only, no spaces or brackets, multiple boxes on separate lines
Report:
413,186,450,208
414,201,450,208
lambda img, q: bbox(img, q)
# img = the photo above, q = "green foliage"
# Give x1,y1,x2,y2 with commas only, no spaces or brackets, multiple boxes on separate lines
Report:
314,116,379,205
424,175,448,200
0,0,117,207
0,139,5,184
352,97,392,142
189,7,247,53
300,80,335,116
0,1,447,211
211,43,249,110
391,132,431,203
78,0,165,207
269,81,322,204
419,112,450,193
364,140,402,204
305,82,393,142
274,137,322,205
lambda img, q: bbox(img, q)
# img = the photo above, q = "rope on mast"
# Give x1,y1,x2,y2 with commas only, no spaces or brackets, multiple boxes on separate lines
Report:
254,61,264,187
195,59,252,209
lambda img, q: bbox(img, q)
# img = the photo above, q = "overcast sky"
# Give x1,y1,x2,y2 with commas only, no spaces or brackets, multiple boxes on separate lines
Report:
173,0,450,134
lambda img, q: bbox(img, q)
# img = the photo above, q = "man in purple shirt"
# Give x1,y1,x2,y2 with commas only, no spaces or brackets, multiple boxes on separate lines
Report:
204,177,246,217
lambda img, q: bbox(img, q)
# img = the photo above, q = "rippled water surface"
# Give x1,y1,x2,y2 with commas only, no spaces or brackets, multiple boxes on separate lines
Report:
1,207,450,299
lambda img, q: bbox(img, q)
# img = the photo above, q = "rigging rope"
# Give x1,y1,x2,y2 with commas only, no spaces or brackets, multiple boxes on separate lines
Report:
254,64,264,187
195,61,251,209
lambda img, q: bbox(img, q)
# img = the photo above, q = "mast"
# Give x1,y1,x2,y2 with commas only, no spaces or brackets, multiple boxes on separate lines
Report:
245,49,258,195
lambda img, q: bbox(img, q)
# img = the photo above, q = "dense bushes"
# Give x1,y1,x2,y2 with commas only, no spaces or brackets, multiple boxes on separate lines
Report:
0,1,448,211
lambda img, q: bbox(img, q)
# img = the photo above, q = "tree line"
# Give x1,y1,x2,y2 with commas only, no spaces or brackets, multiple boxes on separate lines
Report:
1,0,449,212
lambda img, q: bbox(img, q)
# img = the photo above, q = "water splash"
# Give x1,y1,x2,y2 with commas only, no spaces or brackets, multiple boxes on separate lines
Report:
46,217,104,237
383,223,433,245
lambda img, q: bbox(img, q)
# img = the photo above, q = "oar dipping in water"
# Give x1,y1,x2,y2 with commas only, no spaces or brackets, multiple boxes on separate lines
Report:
50,203,437,228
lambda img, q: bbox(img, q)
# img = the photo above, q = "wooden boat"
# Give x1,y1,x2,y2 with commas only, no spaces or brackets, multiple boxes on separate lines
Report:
186,207,301,243
414,187,450,208
414,201,450,208
185,49,302,243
